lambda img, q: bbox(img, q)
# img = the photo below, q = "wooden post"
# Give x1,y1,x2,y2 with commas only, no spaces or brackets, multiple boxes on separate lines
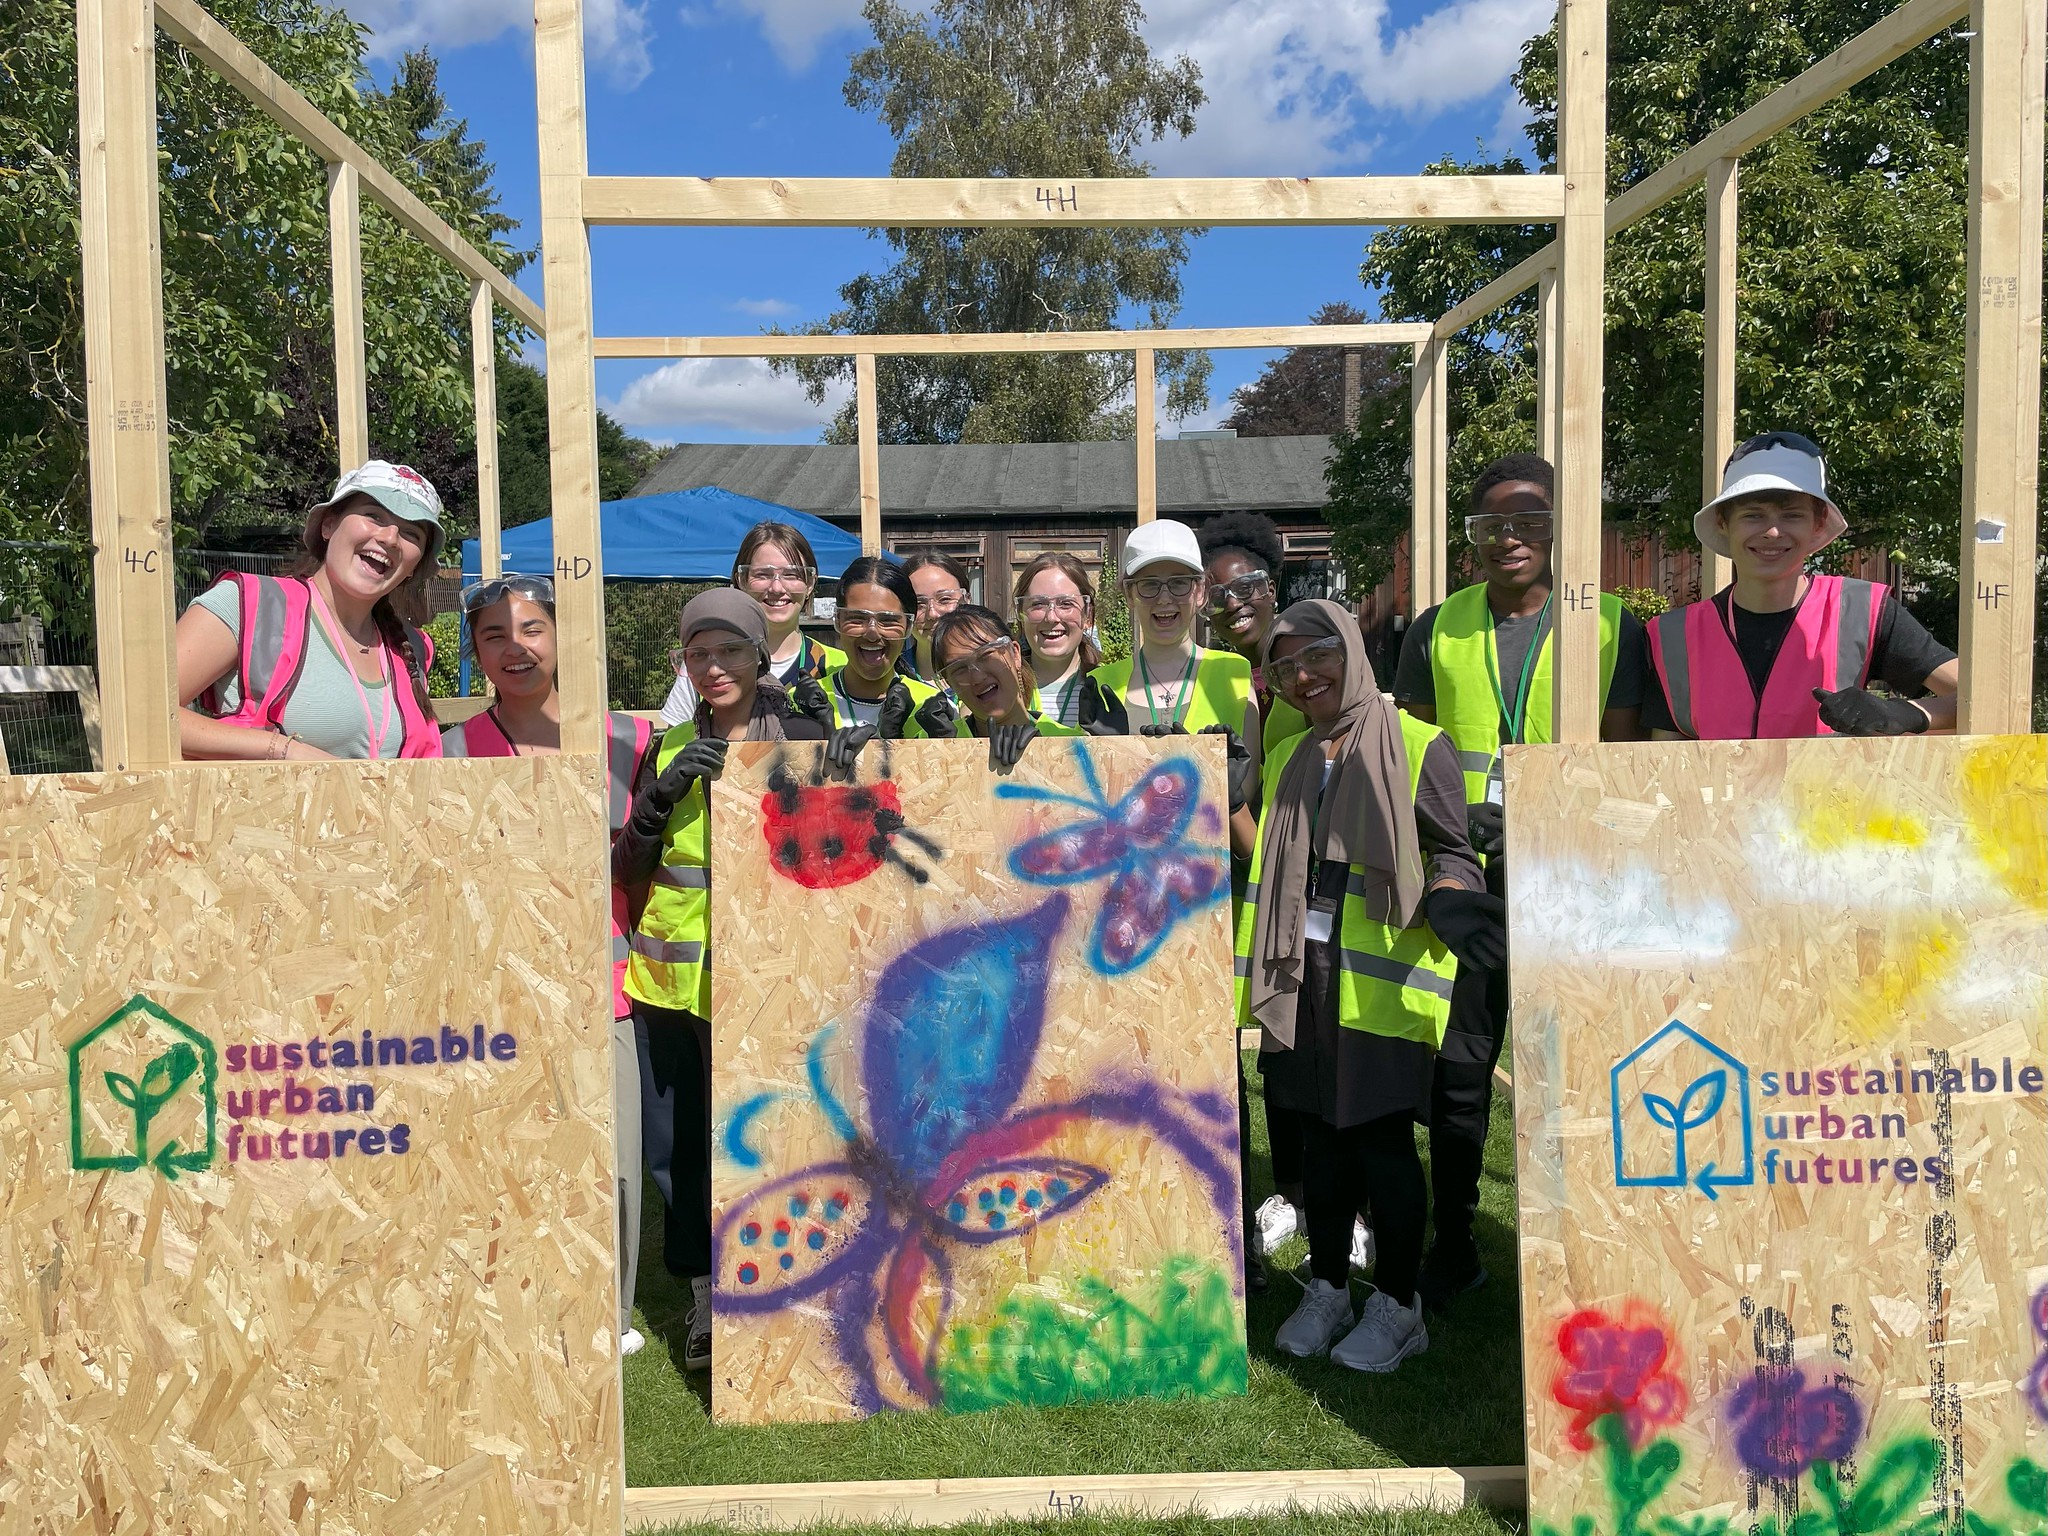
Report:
1135,347,1157,524
533,0,608,751
76,0,179,770
1700,156,1739,598
855,352,881,555
1409,343,1436,615
1957,0,2047,734
1549,0,1609,743
1425,339,1449,608
471,280,503,579
327,161,369,473
1536,265,1560,462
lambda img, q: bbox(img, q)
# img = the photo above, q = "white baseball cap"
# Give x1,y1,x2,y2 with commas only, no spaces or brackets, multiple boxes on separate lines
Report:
307,460,446,562
1121,519,1204,578
1695,433,1846,558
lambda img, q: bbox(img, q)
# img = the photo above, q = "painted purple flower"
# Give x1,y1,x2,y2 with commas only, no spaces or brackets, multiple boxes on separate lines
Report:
2023,1282,2048,1421
1728,1371,1863,1480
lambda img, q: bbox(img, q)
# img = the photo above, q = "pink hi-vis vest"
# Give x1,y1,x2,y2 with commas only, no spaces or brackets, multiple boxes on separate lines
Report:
203,573,441,758
1647,575,1884,739
446,710,656,1019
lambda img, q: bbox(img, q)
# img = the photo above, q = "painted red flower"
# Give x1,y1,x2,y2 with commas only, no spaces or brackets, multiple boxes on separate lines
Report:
1551,1306,1690,1451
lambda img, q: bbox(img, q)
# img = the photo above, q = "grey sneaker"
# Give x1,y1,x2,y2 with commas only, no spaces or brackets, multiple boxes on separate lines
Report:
683,1276,713,1371
1332,1289,1428,1373
1275,1278,1355,1357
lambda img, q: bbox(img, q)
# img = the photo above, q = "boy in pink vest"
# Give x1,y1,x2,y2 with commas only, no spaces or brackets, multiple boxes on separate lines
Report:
1645,432,1957,739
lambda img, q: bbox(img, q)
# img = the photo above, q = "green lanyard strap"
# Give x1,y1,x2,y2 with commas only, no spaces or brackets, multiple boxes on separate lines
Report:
1482,594,1553,745
1137,648,1198,730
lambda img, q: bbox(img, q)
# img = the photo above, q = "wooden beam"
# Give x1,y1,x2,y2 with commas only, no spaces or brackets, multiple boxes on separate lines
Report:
1425,339,1449,608
582,176,1565,229
77,0,179,770
153,0,545,334
1535,265,1561,462
623,1466,1528,1531
1549,0,1608,745
534,0,608,755
1700,156,1738,598
328,161,369,473
593,322,1434,359
1957,0,2047,733
855,352,881,555
1433,0,1971,340
1408,342,1442,613
470,281,503,579
1135,347,1157,525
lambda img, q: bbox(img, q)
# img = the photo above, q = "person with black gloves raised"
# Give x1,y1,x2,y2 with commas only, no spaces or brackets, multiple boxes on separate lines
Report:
614,588,824,1377
931,604,1085,769
790,558,958,775
1230,599,1496,1377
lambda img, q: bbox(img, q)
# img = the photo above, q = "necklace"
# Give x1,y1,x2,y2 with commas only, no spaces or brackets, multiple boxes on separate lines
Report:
1136,647,1198,731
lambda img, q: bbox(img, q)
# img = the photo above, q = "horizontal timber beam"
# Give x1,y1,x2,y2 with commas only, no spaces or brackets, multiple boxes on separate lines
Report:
580,175,1565,227
623,1466,1527,1531
153,0,545,333
593,323,1433,359
1431,0,1970,338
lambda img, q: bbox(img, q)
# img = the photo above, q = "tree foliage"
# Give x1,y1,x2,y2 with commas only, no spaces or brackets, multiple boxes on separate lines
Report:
783,0,1211,445
1221,303,1403,438
1325,0,2012,638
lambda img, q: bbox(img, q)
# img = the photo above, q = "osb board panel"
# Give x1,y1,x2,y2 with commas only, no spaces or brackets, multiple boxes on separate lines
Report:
707,736,1245,1425
0,760,621,1536
1504,736,2048,1536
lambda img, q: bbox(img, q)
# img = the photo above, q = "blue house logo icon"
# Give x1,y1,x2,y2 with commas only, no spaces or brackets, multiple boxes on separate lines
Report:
1610,1020,1753,1199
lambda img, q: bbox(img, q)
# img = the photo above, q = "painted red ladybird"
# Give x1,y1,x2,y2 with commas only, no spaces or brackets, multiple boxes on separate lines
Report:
762,745,941,888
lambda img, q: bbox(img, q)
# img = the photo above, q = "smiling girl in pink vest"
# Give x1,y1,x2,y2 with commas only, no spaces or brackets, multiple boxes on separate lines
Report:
1645,433,1957,740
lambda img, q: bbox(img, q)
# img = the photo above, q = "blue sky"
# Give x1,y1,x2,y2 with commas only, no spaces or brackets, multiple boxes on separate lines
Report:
342,0,1550,444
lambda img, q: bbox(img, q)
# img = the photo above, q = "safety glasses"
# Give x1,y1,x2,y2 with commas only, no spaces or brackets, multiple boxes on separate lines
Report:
1465,513,1554,547
737,564,815,590
936,637,1019,689
1207,572,1272,611
1128,575,1199,601
834,608,911,637
913,586,967,613
671,639,761,676
460,573,555,612
1020,594,1088,620
1269,635,1347,687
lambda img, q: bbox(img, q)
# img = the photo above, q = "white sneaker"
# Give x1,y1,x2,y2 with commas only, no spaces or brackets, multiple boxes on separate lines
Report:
1274,1278,1355,1357
619,1327,646,1359
1254,1195,1300,1257
1350,1218,1376,1273
684,1276,713,1371
1332,1289,1428,1373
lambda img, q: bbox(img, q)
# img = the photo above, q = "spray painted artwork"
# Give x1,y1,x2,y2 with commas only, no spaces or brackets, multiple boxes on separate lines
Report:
709,736,1246,1424
1505,736,2048,1536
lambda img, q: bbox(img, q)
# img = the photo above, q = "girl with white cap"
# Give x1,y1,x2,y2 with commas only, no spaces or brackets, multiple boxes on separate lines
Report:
1645,432,1957,738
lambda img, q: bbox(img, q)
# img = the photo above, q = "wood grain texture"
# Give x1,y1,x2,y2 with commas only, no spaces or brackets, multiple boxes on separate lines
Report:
472,280,503,580
855,353,880,555
0,757,620,1534
328,161,368,474
592,324,1433,358
706,736,1244,1424
1504,736,2048,1532
1135,348,1157,525
1700,157,1738,600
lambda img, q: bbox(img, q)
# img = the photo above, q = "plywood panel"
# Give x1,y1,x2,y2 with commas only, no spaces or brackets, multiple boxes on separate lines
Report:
707,735,1245,1424
1505,736,2048,1535
0,758,620,1534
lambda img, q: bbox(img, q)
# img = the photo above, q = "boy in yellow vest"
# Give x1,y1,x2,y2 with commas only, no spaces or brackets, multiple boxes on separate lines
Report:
1392,453,1648,1310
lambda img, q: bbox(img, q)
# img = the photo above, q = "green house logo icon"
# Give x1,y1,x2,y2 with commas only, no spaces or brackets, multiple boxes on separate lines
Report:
68,995,217,1179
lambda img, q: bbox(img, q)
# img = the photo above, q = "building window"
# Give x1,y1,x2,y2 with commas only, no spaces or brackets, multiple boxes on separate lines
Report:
1281,531,1346,607
1009,537,1109,599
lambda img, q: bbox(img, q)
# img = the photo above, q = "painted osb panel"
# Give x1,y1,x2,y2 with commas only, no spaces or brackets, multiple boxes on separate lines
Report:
0,760,620,1536
1505,736,2048,1536
707,735,1246,1424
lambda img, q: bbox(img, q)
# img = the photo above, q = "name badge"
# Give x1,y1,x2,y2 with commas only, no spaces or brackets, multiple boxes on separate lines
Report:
1304,907,1335,944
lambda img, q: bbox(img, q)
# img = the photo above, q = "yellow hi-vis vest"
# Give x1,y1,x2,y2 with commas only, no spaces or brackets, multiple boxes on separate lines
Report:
1090,648,1253,735
623,721,713,1015
1233,713,1458,1048
1428,584,1623,804
821,667,948,735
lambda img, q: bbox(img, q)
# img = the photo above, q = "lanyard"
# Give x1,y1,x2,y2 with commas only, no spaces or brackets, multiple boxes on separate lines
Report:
1482,594,1552,745
1137,648,1198,730
308,582,394,757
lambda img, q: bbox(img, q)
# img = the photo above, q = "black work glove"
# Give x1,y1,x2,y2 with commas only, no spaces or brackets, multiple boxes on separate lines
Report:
790,675,835,732
653,737,729,812
912,691,960,739
1425,886,1509,972
1467,801,1506,860
1813,686,1930,737
1138,721,1189,737
824,723,877,776
876,679,916,739
1077,679,1129,737
987,721,1039,772
1199,724,1256,815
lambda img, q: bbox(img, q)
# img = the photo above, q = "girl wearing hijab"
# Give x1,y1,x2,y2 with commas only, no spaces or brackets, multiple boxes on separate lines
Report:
441,574,657,1357
931,604,1085,769
659,522,846,724
615,590,826,1374
1232,601,1502,1374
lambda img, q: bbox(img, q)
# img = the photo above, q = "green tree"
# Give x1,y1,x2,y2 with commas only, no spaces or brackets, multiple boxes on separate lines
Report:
782,0,1211,445
1221,302,1403,438
1326,0,2002,641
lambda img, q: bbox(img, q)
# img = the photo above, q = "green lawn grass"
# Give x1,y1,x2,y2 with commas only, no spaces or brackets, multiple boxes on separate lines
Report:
624,1051,1526,1492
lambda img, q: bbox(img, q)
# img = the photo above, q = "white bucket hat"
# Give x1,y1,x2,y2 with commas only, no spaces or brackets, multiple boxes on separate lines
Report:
1695,433,1847,558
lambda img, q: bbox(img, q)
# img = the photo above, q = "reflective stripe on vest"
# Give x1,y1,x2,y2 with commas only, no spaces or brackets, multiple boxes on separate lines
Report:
1231,715,1458,1047
1429,584,1622,803
653,864,712,888
1089,650,1253,734
1647,575,1882,740
630,933,705,966
623,720,713,1015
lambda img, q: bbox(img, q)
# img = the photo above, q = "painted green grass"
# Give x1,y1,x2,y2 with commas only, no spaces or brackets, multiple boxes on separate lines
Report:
624,1051,1526,1489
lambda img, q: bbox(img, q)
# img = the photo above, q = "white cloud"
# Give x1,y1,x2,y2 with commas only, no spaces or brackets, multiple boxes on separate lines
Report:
729,297,799,317
341,0,655,90
713,0,867,71
604,357,850,436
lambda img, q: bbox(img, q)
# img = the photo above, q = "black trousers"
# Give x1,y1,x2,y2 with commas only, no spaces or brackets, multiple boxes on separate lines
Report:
634,1001,713,1280
1303,1112,1427,1306
1426,948,1510,1266
1237,1057,1313,1234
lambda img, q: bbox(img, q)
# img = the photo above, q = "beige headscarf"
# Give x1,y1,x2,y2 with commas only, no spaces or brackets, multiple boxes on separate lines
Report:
1247,600,1426,1048
681,588,791,741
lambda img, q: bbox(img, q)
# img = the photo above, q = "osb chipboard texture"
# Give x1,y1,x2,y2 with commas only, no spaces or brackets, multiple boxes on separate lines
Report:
0,759,621,1536
707,735,1245,1425
1504,736,2048,1536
